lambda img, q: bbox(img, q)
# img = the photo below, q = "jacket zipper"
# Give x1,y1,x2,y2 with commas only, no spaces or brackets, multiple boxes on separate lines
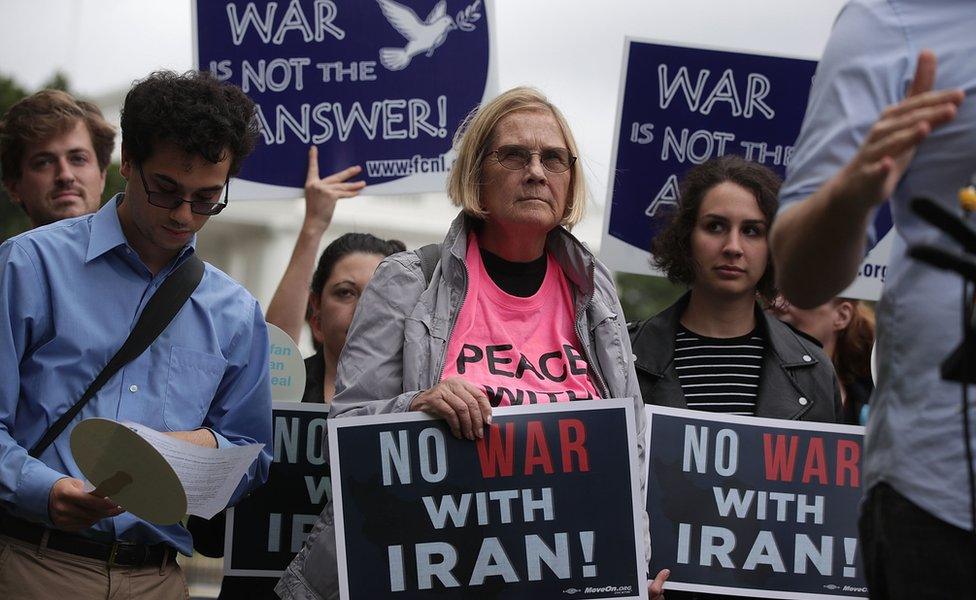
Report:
433,253,469,386
575,296,610,399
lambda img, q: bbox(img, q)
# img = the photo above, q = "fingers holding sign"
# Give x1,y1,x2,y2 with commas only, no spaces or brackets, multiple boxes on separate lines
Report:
647,568,670,600
303,146,367,232
410,378,493,441
834,50,964,210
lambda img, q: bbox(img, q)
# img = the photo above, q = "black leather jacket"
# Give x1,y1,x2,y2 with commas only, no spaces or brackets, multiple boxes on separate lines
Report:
629,294,842,423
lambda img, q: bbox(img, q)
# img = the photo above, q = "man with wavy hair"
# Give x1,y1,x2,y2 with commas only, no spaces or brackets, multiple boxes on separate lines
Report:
1,89,115,228
0,71,272,598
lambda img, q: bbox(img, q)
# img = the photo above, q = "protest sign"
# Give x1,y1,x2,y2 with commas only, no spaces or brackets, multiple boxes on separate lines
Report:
644,405,867,599
225,402,330,576
267,323,306,401
193,0,495,198
330,400,646,599
600,39,892,300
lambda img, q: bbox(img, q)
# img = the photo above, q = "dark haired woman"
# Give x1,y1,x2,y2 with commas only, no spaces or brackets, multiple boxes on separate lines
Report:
630,156,840,599
303,232,406,403
631,155,841,421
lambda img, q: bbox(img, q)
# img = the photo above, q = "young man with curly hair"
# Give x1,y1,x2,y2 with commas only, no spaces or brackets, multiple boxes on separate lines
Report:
1,89,116,228
0,71,273,598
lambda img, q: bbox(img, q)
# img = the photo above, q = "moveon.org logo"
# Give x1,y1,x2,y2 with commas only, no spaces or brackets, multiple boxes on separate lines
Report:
563,585,634,595
823,583,868,593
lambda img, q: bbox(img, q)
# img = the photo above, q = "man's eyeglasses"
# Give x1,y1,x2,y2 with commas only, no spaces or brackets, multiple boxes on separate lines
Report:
487,145,577,173
137,165,229,215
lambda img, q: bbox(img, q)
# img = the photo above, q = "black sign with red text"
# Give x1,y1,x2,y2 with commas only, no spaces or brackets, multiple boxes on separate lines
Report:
330,400,646,599
645,405,867,598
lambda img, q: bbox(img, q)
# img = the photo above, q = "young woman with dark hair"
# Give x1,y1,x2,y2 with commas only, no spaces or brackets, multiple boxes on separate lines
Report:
630,155,842,600
631,155,842,421
304,232,406,403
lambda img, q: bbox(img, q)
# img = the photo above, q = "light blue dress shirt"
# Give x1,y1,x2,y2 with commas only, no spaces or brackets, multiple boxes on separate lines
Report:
0,195,273,554
780,0,976,530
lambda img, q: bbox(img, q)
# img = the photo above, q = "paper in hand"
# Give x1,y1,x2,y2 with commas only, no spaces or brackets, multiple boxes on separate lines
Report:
124,423,263,519
71,418,264,523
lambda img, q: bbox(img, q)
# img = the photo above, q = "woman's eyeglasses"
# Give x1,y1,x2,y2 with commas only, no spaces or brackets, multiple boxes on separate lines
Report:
488,145,577,173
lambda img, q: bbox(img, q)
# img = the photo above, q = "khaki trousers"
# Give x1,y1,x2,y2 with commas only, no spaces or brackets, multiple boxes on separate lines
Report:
0,534,188,600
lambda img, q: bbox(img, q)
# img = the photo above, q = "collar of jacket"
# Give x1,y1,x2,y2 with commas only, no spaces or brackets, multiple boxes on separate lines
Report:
438,211,597,300
631,291,821,377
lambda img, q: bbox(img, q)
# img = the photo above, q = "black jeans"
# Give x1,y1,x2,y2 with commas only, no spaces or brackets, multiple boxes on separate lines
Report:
860,483,976,599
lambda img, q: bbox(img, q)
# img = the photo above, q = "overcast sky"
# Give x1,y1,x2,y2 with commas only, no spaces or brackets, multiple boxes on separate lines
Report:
0,0,848,204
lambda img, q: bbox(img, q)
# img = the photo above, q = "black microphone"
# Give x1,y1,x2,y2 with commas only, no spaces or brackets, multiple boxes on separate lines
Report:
908,244,976,281
910,197,976,255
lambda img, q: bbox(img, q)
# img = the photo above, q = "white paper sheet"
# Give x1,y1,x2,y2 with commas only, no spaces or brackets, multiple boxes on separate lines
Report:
125,423,263,519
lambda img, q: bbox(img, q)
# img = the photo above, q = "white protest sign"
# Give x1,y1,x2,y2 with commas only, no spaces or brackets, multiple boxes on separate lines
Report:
267,323,306,402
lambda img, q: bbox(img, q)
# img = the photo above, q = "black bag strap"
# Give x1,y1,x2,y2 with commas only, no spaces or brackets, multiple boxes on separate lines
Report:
28,254,206,458
415,243,441,285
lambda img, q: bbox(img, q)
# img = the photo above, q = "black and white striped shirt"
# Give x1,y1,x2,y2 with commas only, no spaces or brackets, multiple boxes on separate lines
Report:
674,326,764,416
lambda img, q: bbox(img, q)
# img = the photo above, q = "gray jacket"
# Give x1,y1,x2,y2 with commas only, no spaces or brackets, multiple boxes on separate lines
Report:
630,293,842,422
277,213,647,600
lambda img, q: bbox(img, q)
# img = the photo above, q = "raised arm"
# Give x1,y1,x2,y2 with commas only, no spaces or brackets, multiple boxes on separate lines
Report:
264,146,365,340
771,51,963,307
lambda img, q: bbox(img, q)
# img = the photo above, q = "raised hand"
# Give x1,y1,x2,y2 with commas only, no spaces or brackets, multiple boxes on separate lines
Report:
303,146,366,234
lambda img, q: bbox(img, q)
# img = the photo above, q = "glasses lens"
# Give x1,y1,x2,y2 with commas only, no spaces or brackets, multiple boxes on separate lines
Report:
191,202,225,215
495,146,531,170
541,149,572,173
147,193,184,210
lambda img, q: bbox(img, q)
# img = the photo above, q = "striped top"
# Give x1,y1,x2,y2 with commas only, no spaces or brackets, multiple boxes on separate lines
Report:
674,326,764,416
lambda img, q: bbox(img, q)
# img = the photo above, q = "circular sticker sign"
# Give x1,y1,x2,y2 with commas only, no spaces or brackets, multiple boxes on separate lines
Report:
71,418,187,525
267,323,307,402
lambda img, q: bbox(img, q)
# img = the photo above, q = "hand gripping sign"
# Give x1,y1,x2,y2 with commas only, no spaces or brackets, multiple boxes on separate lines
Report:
600,39,893,300
329,399,646,599
194,0,495,198
644,405,867,599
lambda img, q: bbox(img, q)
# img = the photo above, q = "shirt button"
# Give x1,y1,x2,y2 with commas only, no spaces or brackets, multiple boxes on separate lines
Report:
129,384,139,393
802,355,812,362
798,396,808,405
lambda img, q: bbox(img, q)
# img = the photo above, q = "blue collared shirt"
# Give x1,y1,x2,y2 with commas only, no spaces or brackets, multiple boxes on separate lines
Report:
780,0,976,530
0,195,273,554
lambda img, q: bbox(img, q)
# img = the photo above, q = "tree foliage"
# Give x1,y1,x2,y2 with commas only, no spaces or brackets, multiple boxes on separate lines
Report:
0,74,30,241
614,271,685,323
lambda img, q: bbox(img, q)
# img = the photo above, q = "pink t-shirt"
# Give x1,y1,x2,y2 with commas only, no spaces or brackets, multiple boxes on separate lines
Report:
440,233,600,406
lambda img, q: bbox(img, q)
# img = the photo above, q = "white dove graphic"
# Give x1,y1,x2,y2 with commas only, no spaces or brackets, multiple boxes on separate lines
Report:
377,0,457,71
